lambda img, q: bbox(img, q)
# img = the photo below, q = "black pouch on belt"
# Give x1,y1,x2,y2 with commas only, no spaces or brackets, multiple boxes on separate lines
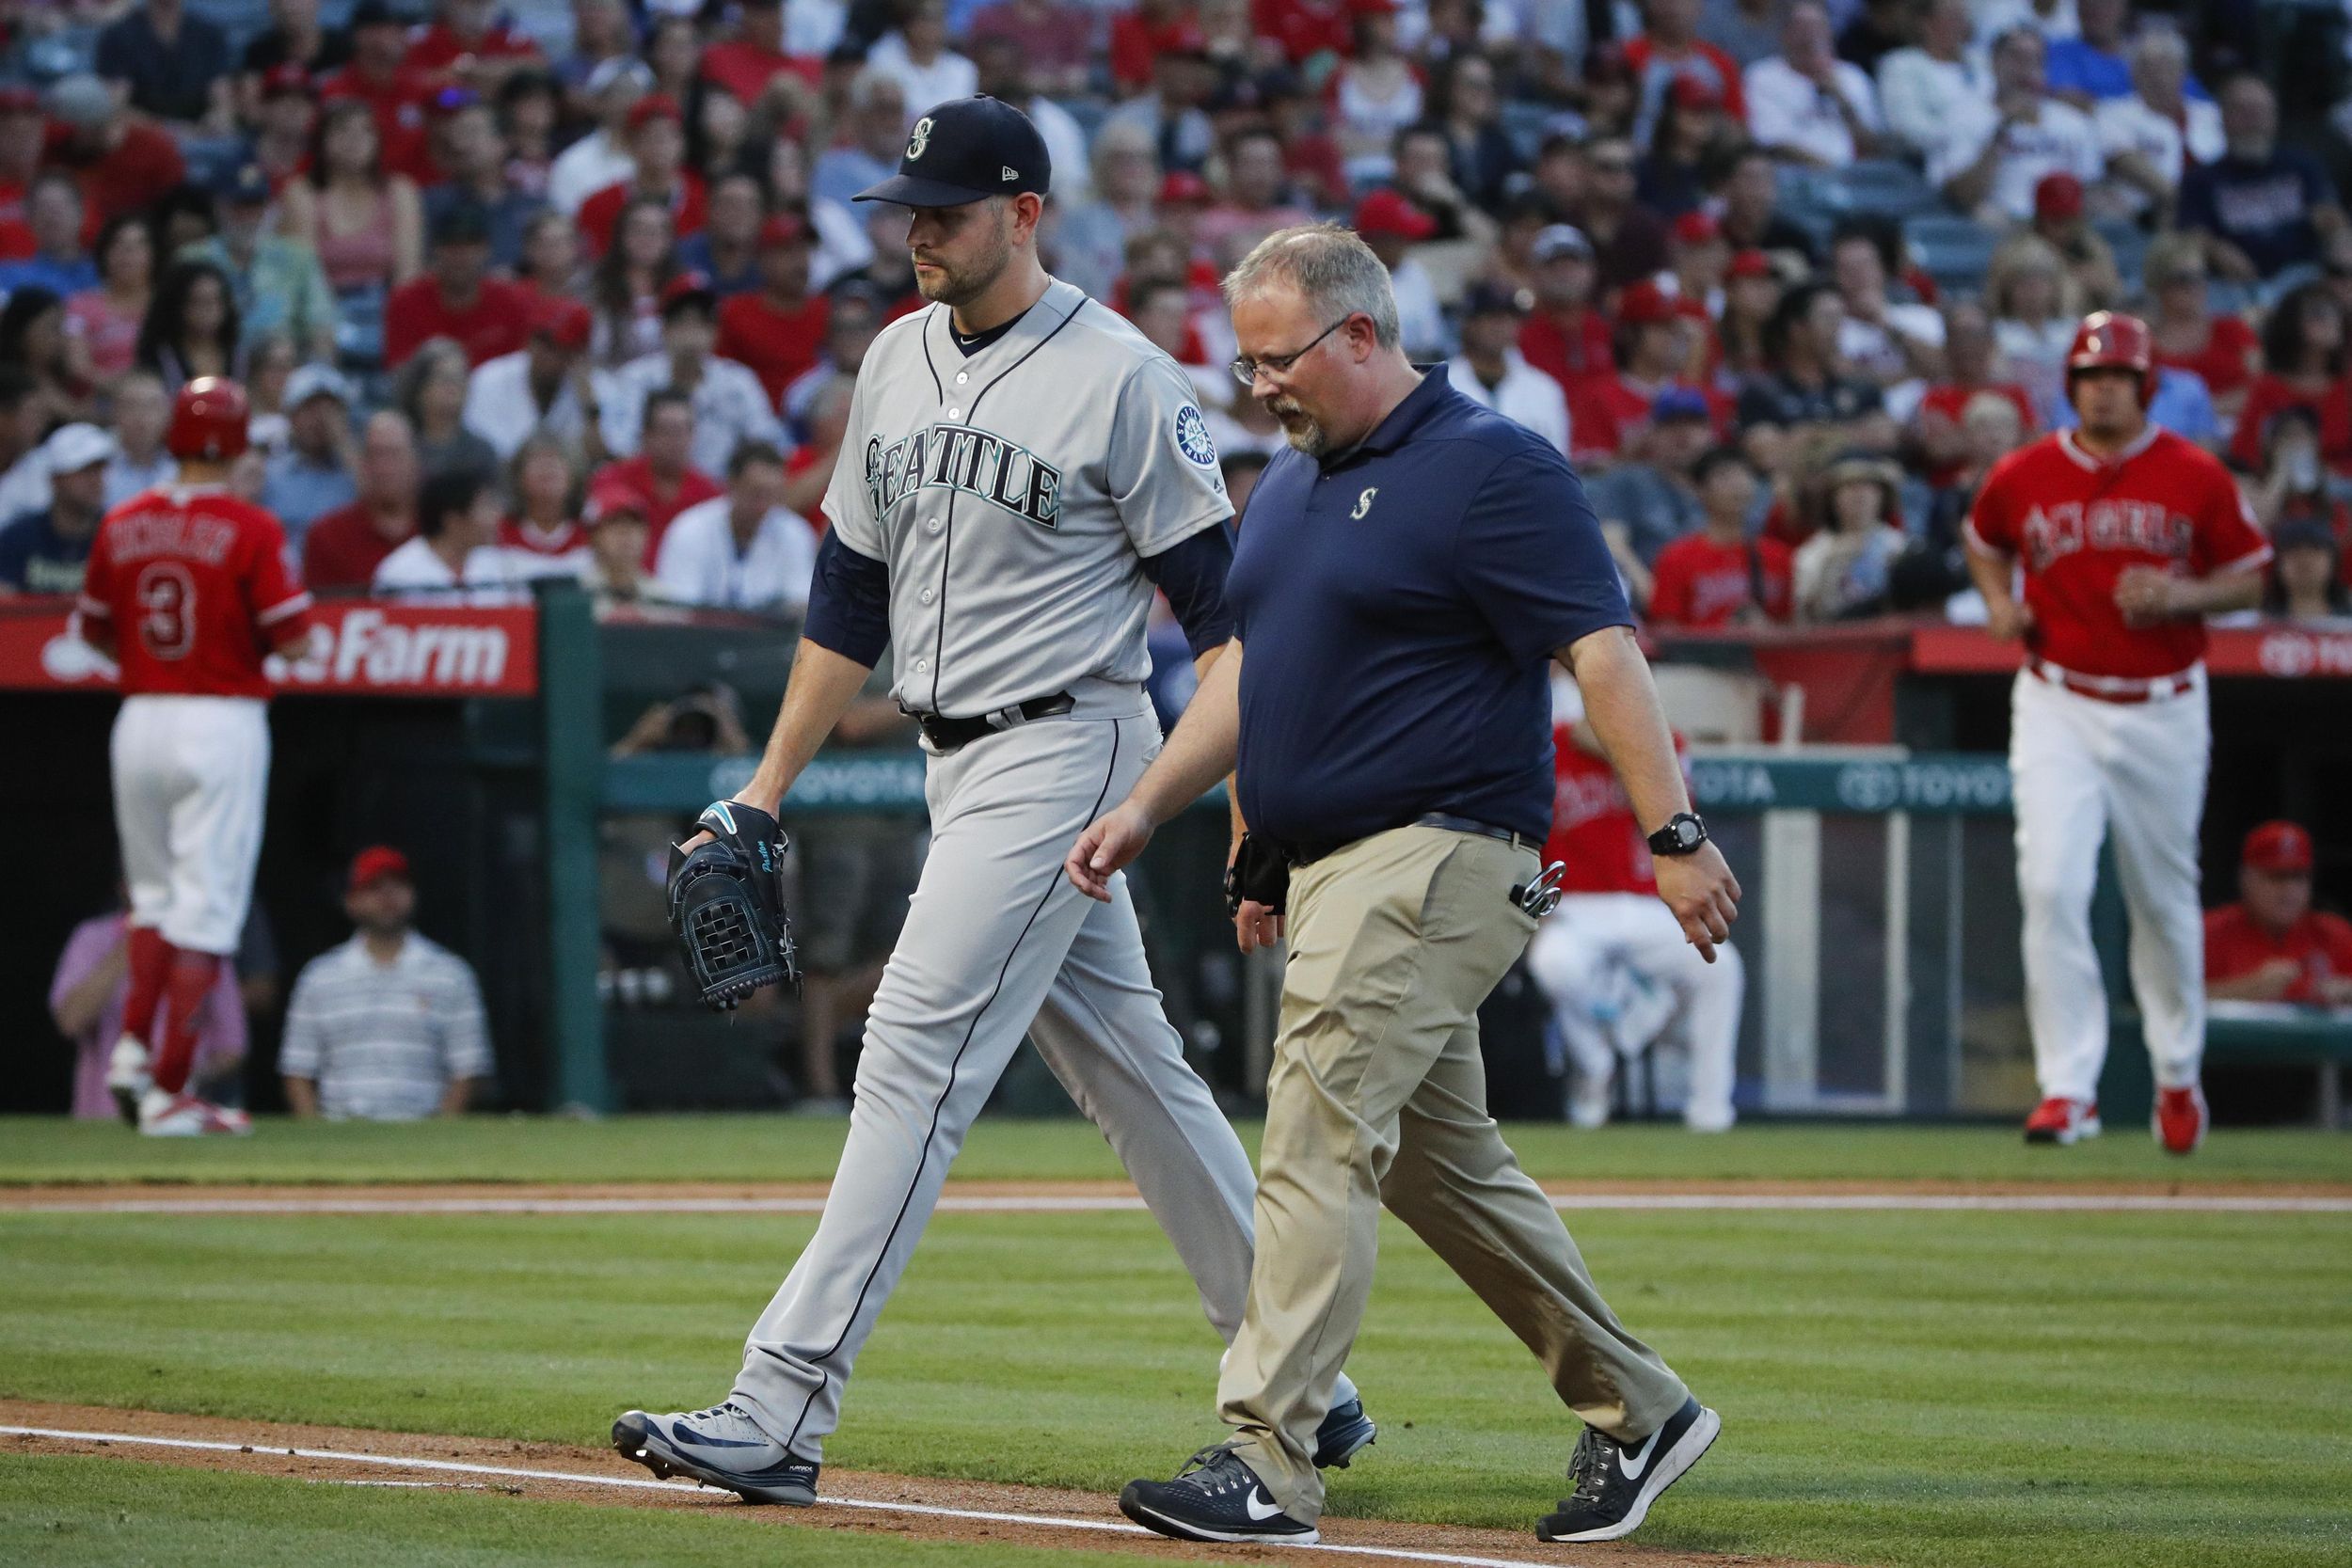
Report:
1224,832,1292,915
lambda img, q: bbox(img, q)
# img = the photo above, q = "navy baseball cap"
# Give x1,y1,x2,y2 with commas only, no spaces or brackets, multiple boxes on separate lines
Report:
1651,387,1712,423
215,162,272,207
854,95,1050,208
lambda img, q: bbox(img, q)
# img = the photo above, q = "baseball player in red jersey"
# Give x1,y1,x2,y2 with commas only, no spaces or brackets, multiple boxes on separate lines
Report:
1963,313,2272,1154
1524,689,1740,1132
75,378,316,1136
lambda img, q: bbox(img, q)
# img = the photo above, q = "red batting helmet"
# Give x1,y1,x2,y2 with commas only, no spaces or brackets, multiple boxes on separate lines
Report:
167,376,251,462
2066,310,2156,407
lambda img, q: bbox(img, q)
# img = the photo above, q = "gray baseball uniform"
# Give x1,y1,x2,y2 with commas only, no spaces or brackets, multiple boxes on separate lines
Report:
729,277,1359,1457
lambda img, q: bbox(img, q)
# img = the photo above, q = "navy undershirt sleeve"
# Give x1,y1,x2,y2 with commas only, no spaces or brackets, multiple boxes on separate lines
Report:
1138,520,1237,657
802,530,891,669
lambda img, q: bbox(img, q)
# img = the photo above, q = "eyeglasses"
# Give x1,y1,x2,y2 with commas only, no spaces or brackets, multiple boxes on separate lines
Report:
1232,316,1350,387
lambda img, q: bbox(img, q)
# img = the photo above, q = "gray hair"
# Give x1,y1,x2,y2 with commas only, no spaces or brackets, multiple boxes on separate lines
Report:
1222,224,1401,352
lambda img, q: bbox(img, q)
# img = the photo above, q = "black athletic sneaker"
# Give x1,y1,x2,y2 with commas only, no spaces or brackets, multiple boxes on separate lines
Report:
1120,1444,1320,1544
1311,1396,1377,1469
1535,1396,1721,1543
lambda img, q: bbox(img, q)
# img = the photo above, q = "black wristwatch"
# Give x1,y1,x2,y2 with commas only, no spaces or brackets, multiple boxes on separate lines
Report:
1646,812,1708,857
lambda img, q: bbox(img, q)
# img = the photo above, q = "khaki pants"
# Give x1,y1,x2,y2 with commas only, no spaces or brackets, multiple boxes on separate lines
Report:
1216,825,1691,1521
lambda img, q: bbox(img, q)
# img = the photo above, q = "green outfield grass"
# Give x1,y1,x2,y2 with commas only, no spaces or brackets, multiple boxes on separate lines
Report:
4,1178,2348,1568
4,1113,2350,1187
0,1453,1131,1568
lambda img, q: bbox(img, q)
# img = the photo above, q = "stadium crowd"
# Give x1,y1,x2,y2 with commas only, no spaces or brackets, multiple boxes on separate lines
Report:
0,0,2344,627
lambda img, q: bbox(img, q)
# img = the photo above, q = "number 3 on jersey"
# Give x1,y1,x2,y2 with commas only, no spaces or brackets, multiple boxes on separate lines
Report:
135,562,197,660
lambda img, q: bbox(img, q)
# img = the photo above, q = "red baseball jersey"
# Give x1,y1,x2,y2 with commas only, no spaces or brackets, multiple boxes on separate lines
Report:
1646,532,1793,627
2204,904,2352,1005
382,276,534,369
77,486,313,699
1964,427,2271,680
1542,722,1691,896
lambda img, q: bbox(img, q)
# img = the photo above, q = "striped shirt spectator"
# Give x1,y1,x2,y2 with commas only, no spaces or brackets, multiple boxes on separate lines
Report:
280,847,492,1121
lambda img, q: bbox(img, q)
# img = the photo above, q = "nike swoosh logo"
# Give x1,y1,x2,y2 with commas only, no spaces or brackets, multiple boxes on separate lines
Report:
1617,1424,1666,1481
1244,1490,1286,1521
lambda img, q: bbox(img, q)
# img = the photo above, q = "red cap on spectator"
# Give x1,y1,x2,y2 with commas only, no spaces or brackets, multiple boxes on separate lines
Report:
1616,278,1678,325
2035,171,2085,221
586,477,651,523
259,62,314,100
1668,74,1723,111
531,294,592,351
758,211,810,248
628,92,683,132
2242,820,2314,875
347,846,412,893
1352,0,1399,14
1158,170,1213,206
1161,23,1210,56
0,85,44,115
660,269,718,314
1727,248,1772,280
1670,210,1722,246
1352,188,1438,242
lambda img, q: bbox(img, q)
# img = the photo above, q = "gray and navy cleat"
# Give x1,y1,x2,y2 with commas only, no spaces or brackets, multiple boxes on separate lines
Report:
612,1402,820,1505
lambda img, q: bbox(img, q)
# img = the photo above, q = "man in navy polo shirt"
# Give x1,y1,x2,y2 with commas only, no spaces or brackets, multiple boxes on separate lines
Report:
1069,225,1740,1548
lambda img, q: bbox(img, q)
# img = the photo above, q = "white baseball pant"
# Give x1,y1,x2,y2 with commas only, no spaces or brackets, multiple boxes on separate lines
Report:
1524,893,1741,1132
728,707,1359,1459
109,694,271,955
2009,667,2209,1102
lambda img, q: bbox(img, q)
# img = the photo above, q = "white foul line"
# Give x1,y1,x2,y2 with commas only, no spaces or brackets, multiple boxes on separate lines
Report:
10,1193,2351,1215
1,1425,1580,1568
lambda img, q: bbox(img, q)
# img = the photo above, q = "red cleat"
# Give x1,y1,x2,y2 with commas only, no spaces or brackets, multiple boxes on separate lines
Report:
2024,1097,2101,1144
2154,1085,2207,1155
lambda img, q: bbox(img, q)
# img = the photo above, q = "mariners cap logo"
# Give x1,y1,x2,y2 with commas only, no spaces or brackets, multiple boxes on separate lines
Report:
907,116,934,161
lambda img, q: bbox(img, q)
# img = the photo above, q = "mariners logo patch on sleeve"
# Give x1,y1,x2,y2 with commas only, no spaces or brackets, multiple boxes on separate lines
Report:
1174,404,1219,468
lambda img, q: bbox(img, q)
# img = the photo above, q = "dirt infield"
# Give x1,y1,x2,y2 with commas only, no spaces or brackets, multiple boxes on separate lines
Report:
7,1177,2352,1212
2,1400,1837,1568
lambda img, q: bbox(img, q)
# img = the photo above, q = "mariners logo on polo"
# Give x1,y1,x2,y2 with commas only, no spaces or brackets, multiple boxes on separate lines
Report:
822,278,1230,719
1965,426,2270,680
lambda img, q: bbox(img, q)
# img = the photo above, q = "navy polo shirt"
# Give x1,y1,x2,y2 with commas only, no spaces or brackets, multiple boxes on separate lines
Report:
1227,366,1631,847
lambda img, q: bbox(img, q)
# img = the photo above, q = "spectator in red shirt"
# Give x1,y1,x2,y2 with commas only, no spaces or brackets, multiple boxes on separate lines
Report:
1914,300,2038,488
2206,821,2352,1006
715,212,828,408
967,0,1092,98
39,75,185,245
1110,0,1196,96
1571,281,1723,464
304,410,423,591
2145,232,2258,426
699,0,819,112
1518,224,1614,396
579,94,707,258
1254,0,1357,67
2230,282,2352,476
1646,446,1793,627
317,1,434,182
384,202,532,369
1627,0,1750,124
590,388,723,561
404,0,542,98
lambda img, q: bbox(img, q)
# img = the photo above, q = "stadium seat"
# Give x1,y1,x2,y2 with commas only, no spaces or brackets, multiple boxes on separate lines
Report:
1902,214,2000,297
1804,160,1941,221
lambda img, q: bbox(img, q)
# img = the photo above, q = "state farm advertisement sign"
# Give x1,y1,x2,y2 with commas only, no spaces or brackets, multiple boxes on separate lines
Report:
0,601,538,697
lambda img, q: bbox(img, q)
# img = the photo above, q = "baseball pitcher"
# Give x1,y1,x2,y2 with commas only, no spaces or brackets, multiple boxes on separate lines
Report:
613,96,1374,1503
1964,311,2271,1153
78,378,316,1136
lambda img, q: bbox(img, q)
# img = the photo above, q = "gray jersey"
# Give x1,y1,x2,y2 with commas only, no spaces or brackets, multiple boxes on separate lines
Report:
821,277,1230,718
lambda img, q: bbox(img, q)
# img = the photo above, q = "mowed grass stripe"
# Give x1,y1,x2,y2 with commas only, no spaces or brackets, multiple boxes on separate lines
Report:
6,1116,2351,1187
4,1206,2348,1568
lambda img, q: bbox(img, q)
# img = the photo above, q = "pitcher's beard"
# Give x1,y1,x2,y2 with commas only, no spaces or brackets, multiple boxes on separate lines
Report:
915,232,1013,309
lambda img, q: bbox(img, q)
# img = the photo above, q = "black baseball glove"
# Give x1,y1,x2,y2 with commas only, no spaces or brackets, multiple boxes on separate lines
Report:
1224,832,1291,916
668,801,802,1010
